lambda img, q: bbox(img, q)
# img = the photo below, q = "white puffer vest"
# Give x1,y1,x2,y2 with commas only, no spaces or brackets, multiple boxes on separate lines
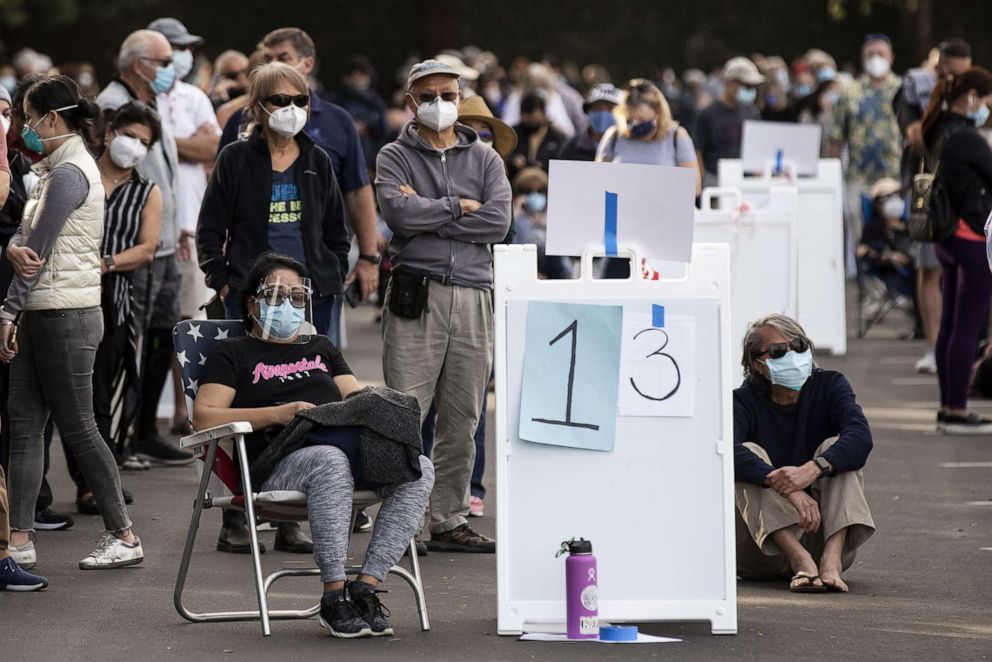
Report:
20,135,105,311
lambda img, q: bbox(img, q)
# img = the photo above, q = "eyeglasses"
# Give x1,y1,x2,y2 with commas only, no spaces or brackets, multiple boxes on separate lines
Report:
753,337,810,360
140,56,173,68
413,91,459,104
257,285,310,309
263,94,310,108
626,79,653,93
221,70,247,80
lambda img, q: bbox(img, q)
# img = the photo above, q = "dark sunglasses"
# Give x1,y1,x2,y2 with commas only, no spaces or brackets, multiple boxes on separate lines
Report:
221,70,247,80
264,94,310,108
257,286,309,309
414,91,459,104
477,129,493,141
754,337,810,360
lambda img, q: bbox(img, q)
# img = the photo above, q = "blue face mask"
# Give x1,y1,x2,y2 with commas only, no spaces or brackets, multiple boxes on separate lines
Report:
525,191,547,213
816,67,837,83
258,299,306,340
172,49,194,80
826,90,841,106
794,84,813,98
736,87,757,105
140,60,176,95
764,349,814,391
20,105,78,154
587,109,615,135
628,118,657,138
969,102,990,128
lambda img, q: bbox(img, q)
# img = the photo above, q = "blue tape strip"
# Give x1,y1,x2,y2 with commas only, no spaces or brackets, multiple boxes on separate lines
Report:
599,625,638,641
775,148,783,175
652,304,665,328
604,191,618,256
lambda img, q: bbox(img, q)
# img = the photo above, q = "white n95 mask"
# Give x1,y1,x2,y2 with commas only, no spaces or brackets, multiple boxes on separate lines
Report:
262,104,308,138
415,97,459,132
109,133,149,169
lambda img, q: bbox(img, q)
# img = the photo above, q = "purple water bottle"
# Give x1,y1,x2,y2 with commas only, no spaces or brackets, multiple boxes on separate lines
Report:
556,538,598,639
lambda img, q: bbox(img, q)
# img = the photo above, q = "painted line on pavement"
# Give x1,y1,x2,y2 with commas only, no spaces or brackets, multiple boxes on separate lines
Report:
940,462,992,468
965,501,992,506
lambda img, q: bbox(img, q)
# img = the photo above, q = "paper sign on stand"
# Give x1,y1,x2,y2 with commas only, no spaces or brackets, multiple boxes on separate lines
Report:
545,160,696,261
618,310,695,418
741,121,821,177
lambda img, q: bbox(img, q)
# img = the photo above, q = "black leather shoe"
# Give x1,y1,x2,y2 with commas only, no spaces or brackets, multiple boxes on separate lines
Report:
274,522,313,553
217,523,266,554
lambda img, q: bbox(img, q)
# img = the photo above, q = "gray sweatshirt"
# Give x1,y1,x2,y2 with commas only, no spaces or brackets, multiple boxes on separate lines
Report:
375,122,511,289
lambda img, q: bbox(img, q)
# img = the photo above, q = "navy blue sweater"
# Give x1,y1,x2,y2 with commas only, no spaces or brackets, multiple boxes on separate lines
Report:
733,369,873,486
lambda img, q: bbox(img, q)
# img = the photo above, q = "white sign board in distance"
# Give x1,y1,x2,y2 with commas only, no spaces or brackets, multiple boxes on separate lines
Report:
545,160,696,261
741,121,821,177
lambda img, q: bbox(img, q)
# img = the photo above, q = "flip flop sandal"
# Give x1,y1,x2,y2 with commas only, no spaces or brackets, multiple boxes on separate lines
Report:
822,579,847,593
790,572,828,593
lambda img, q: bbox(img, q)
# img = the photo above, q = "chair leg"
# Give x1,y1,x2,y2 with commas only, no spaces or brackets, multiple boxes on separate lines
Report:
175,440,220,623
236,437,272,637
407,538,430,631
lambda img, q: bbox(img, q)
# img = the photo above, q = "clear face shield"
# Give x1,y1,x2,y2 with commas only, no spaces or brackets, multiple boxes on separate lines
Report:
250,274,315,344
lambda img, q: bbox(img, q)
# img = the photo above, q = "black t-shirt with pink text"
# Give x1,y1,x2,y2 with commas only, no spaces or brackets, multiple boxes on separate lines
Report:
200,334,353,465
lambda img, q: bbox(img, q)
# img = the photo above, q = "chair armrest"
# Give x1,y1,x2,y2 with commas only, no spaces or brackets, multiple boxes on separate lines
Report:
179,422,254,450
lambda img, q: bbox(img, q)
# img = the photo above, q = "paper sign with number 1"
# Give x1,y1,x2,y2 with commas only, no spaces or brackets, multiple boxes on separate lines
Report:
518,301,623,451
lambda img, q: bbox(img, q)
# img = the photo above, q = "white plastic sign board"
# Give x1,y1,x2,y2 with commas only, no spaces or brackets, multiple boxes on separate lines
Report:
545,160,696,261
495,244,737,636
741,121,821,177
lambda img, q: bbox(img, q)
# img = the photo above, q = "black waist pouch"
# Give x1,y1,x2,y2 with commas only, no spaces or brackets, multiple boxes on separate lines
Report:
388,265,431,319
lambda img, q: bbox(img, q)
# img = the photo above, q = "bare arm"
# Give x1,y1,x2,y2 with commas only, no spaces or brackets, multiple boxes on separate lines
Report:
343,185,381,300
175,123,221,164
105,185,161,273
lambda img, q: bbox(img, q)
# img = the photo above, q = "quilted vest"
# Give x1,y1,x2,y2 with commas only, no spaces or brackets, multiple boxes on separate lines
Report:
20,135,104,311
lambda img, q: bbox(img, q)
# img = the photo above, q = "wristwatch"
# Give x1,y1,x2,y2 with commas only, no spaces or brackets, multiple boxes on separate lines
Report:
103,254,117,272
814,456,833,477
358,253,382,266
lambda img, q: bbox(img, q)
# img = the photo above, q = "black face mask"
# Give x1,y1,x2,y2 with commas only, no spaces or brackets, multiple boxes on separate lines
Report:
519,122,543,133
227,86,247,99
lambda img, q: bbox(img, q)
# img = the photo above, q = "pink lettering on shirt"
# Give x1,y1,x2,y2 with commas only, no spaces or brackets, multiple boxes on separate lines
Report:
251,355,328,384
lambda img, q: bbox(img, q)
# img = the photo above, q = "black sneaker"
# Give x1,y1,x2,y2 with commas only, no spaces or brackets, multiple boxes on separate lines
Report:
33,508,74,531
347,581,394,636
353,509,373,533
402,540,429,557
134,434,195,466
943,412,992,435
318,590,372,638
426,524,495,553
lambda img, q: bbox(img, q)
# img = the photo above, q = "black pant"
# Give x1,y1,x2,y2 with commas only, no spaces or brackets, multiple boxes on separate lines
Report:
0,362,54,512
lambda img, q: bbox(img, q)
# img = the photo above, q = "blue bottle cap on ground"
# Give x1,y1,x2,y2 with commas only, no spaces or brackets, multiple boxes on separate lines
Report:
599,625,638,641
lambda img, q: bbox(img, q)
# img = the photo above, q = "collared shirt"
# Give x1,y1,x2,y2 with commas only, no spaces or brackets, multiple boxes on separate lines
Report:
157,81,221,233
829,74,903,183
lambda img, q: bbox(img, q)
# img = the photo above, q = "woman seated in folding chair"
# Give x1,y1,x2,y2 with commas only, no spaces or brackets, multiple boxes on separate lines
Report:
192,252,434,639
856,177,916,321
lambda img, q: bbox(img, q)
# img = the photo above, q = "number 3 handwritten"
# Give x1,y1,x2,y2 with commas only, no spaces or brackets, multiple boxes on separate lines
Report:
630,328,681,401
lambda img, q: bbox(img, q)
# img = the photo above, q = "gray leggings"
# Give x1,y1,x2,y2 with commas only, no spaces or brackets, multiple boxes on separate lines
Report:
262,445,434,583
7,307,131,533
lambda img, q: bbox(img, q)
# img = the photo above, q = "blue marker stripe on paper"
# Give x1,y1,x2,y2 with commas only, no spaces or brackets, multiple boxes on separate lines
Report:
652,304,665,328
604,191,618,256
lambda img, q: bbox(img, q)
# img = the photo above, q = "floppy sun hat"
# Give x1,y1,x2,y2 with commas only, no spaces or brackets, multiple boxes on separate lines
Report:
458,95,518,159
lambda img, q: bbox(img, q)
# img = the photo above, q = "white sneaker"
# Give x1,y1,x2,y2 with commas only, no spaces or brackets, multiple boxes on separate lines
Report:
78,533,144,570
915,349,937,374
9,541,37,569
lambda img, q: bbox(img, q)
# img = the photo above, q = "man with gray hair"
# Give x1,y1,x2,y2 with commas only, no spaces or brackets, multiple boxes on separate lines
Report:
97,30,192,466
734,314,875,593
376,59,511,553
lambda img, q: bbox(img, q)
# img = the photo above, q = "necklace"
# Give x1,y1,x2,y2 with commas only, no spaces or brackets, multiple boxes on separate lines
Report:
97,159,130,187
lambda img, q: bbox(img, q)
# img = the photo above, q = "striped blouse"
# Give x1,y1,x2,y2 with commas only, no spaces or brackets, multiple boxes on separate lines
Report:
102,172,153,327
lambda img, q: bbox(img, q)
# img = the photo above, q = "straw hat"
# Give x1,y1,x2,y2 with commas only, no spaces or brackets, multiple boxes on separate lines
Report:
869,177,901,199
458,95,517,159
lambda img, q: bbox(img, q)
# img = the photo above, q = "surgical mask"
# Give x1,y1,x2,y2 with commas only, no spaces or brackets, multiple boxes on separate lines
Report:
773,69,790,89
172,49,194,80
628,118,656,139
139,61,176,95
826,90,841,106
587,109,615,135
736,87,757,105
816,67,837,83
20,105,78,154
77,71,94,89
882,196,905,220
968,97,990,127
260,103,308,138
0,75,15,94
0,115,9,135
864,55,891,79
108,132,148,169
414,96,459,132
258,299,306,340
525,191,547,213
794,84,812,98
764,349,814,391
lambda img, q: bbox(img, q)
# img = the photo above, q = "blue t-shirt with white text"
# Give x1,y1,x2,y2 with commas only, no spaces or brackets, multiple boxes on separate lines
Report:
268,162,306,264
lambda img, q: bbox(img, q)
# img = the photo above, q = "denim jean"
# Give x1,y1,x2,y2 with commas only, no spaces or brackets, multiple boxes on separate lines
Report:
223,289,339,346
7,307,131,533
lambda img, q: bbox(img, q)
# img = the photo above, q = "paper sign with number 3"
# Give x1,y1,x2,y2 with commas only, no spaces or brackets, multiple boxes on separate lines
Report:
618,313,696,417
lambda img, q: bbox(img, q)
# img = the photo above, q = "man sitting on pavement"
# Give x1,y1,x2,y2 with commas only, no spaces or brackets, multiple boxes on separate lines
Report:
734,314,875,593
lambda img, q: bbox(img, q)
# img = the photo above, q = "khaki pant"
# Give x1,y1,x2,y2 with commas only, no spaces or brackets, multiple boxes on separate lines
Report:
1,465,9,560
382,281,493,534
735,439,875,579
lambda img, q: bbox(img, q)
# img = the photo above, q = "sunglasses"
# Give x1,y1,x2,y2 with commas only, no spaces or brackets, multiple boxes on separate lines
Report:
477,129,493,141
414,91,459,104
221,70,247,80
754,337,810,360
264,94,310,108
140,56,173,68
257,286,310,309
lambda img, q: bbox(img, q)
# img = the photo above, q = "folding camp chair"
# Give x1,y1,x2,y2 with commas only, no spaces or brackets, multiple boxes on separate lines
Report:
855,193,916,338
171,319,429,636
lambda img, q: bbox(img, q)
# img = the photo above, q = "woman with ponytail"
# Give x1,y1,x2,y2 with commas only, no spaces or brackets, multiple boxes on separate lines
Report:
920,67,992,434
0,75,145,570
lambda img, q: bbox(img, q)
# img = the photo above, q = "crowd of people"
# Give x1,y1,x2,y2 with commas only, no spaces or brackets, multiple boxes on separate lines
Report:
0,19,988,636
